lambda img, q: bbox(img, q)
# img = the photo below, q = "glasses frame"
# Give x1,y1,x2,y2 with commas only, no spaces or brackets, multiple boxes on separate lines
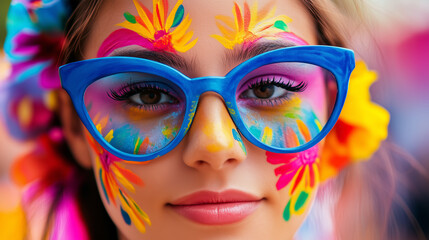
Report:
60,45,355,162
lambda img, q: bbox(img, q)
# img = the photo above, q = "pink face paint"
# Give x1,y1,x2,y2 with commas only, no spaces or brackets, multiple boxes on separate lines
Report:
266,145,320,221
98,0,197,57
247,85,323,221
97,29,157,58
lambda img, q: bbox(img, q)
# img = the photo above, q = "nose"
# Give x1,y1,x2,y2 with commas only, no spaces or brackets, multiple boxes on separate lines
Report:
182,92,247,170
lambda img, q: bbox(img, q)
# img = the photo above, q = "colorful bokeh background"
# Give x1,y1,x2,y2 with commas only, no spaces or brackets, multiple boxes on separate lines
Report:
0,0,428,239
0,0,14,178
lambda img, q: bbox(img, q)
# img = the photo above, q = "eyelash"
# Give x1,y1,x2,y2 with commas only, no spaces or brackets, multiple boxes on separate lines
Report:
239,76,308,106
107,82,179,111
247,77,307,92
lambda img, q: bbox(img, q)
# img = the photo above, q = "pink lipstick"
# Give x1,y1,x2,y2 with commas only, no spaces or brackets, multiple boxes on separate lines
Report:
168,190,262,225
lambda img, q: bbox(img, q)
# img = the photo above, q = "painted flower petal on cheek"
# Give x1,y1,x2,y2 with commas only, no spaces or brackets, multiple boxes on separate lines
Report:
86,131,151,234
211,1,298,49
267,146,320,221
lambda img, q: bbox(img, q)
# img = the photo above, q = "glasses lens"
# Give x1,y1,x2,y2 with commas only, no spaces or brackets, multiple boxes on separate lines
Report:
84,72,186,155
236,62,337,149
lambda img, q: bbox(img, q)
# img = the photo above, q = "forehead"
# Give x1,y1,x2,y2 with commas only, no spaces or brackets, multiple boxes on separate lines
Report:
84,0,317,74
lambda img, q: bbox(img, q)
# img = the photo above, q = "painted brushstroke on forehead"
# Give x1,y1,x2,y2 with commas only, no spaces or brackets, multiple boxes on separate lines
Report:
212,1,306,49
98,0,198,57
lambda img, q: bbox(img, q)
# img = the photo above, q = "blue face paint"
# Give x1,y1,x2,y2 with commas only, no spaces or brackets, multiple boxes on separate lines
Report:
232,128,247,155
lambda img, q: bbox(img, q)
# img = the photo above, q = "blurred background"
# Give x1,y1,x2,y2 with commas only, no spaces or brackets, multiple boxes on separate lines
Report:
350,1,429,237
0,0,9,48
0,0,428,238
1,0,36,181
0,0,14,179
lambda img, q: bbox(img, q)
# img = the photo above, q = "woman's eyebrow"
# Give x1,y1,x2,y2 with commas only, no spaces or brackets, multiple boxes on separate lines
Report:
222,41,297,66
110,49,194,73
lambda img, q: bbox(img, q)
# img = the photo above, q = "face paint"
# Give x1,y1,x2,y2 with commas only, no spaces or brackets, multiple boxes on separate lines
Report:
212,1,306,49
84,72,186,155
232,128,247,155
86,134,151,234
261,92,322,221
202,117,234,153
261,126,273,145
266,146,320,221
98,0,198,57
214,0,332,151
238,94,324,149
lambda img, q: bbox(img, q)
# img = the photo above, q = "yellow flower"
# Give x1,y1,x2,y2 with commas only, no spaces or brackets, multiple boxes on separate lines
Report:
320,60,390,181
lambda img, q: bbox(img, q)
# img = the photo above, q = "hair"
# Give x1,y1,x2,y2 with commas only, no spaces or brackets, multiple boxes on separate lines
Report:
57,0,412,239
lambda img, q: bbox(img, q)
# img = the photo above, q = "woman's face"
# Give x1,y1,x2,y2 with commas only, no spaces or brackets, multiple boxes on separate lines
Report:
82,0,323,239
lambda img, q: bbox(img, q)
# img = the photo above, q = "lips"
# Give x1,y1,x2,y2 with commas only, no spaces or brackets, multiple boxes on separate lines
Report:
167,190,263,225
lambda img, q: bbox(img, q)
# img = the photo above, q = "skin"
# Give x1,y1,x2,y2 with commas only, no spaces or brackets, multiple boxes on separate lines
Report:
61,0,325,239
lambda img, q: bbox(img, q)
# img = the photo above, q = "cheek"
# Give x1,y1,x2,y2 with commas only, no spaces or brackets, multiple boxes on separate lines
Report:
86,135,152,235
239,100,324,150
265,145,321,221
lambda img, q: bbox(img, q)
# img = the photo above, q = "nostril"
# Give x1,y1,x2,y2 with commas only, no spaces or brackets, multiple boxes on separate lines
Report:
225,158,235,165
196,160,205,166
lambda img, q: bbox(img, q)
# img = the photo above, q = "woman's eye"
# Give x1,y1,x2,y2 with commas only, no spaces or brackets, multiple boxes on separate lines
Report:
130,89,175,105
241,83,288,100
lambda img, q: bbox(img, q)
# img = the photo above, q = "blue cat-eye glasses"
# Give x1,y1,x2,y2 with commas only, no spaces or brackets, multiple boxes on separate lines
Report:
60,45,355,162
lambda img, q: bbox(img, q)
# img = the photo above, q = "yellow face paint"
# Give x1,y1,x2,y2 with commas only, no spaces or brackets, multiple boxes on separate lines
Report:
98,0,198,57
86,133,151,234
212,1,294,49
261,126,273,145
203,119,235,152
